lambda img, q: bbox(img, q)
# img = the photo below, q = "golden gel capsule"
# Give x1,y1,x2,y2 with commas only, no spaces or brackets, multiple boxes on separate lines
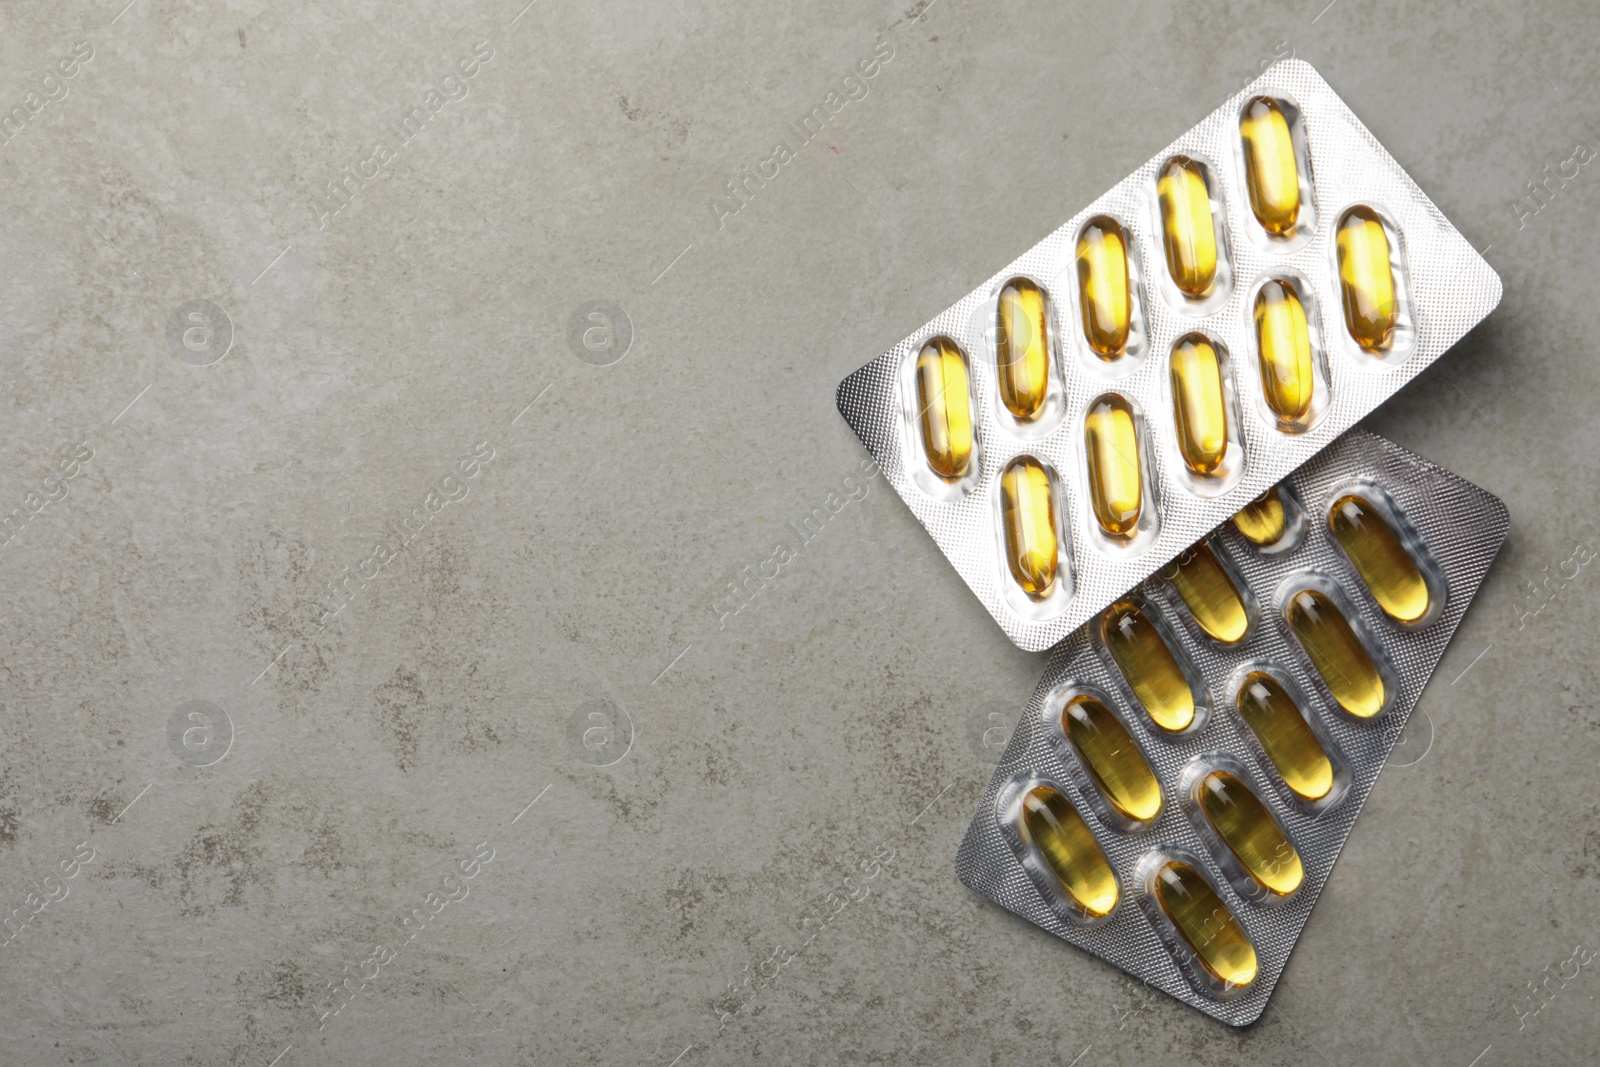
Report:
1336,206,1398,352
1062,696,1162,823
1084,395,1142,539
913,337,973,480
1253,280,1314,422
1236,672,1334,802
1000,457,1060,598
1329,494,1431,623
1286,590,1387,718
1020,786,1119,918
1198,771,1305,897
1168,543,1249,644
1101,601,1197,732
1157,157,1218,297
1169,333,1229,476
1239,97,1300,235
1232,486,1288,546
1154,861,1258,988
996,279,1051,422
1076,216,1132,358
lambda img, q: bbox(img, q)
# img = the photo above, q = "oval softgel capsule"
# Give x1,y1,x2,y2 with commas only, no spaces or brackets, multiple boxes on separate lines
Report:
1235,672,1335,802
1239,96,1301,235
913,337,973,480
1329,493,1432,623
996,278,1051,422
1167,542,1249,644
1019,785,1119,919
1062,695,1162,824
1336,206,1398,352
1253,279,1314,425
1101,601,1198,732
1076,216,1133,359
1084,395,1143,539
1158,156,1219,297
1000,456,1060,598
1285,589,1387,717
1197,770,1304,897
1169,333,1229,476
1154,860,1258,989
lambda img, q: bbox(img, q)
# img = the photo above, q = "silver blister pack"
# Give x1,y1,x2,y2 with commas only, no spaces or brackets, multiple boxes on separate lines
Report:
835,60,1500,650
953,429,1508,1025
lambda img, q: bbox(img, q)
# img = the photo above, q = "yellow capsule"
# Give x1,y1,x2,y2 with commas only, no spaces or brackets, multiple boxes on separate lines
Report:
1084,395,1142,539
1154,860,1258,988
1253,280,1314,422
996,278,1051,422
1019,785,1119,918
1232,486,1288,546
1198,770,1305,897
1285,590,1387,718
1000,457,1060,598
1169,333,1229,476
1168,542,1249,644
1329,494,1431,623
913,337,973,480
1236,672,1334,802
1336,206,1398,352
1157,156,1218,297
1101,601,1197,733
1076,216,1132,358
1062,695,1162,824
1239,97,1301,235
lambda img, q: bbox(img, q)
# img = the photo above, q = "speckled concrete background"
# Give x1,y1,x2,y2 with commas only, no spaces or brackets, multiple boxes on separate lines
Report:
0,1,1596,1064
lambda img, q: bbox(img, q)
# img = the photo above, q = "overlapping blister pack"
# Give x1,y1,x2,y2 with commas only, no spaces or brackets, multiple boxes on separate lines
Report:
952,430,1508,1025
835,60,1500,650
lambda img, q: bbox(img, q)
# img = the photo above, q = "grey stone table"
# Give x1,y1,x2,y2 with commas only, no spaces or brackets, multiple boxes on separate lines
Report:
1,1,1595,1064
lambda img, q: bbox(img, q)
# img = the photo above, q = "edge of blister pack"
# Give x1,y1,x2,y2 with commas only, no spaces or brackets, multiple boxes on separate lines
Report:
835,60,1501,651
952,429,1509,1026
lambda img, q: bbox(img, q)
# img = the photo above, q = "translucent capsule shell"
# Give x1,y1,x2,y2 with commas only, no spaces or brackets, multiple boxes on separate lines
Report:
1062,695,1162,824
1239,97,1301,235
1101,601,1197,733
1329,494,1432,623
1169,334,1229,476
1158,156,1218,297
913,337,973,480
1198,770,1304,897
1285,589,1387,717
996,278,1051,422
1168,542,1249,644
1336,206,1398,351
1076,216,1132,358
1000,457,1060,598
1253,280,1314,422
1084,395,1143,539
1236,672,1334,802
1154,861,1258,988
1019,786,1119,918
1233,486,1289,545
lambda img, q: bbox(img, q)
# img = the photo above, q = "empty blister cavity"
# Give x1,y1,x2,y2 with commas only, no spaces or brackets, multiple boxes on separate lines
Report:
992,277,1066,436
1043,687,1163,833
1325,481,1444,627
997,773,1121,925
1279,576,1399,719
1229,482,1306,554
1332,203,1414,366
994,455,1074,618
902,335,981,500
1082,393,1161,553
1180,759,1304,903
1229,664,1349,813
1161,538,1254,646
1135,849,1259,997
1165,332,1246,495
1074,215,1149,376
1098,598,1210,736
1246,274,1330,434
1235,95,1318,250
1152,154,1234,314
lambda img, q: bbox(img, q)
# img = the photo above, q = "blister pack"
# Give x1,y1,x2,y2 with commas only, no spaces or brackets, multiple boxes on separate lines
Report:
952,429,1507,1025
835,60,1499,650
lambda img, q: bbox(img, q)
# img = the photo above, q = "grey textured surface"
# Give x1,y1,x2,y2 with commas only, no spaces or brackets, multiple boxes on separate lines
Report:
0,2,1595,1065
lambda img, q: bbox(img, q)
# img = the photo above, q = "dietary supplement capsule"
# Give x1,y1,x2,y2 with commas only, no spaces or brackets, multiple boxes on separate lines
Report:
1168,542,1249,644
1158,156,1219,297
1328,494,1431,623
1019,785,1119,918
1076,216,1133,358
1336,206,1398,352
1239,96,1300,235
1084,395,1143,539
1062,695,1162,823
1253,279,1314,423
1285,589,1387,717
1232,486,1288,546
1101,601,1198,732
1154,860,1258,988
914,337,973,480
1197,770,1305,897
996,278,1051,422
1169,333,1229,476
1236,672,1334,802
1000,457,1060,598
